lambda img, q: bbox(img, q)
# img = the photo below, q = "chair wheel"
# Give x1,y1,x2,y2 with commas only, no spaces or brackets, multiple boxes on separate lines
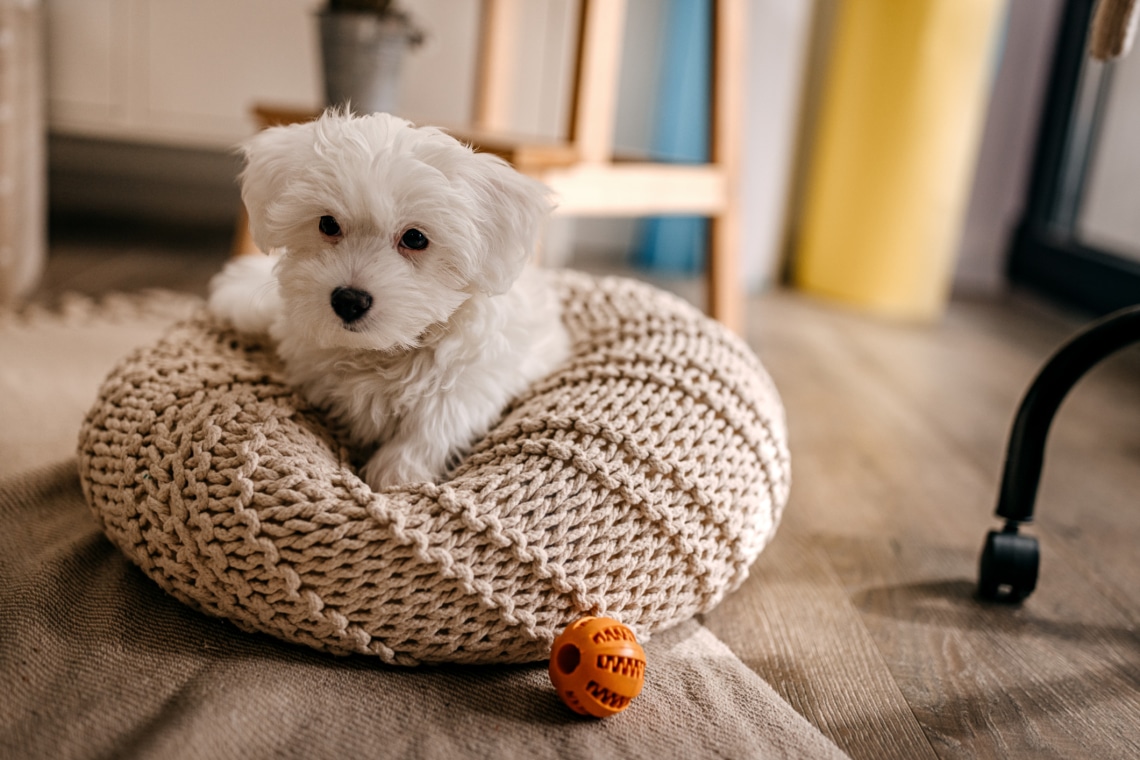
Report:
978,529,1039,603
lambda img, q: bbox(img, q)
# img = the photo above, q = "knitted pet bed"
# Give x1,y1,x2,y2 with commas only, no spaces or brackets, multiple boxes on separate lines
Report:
78,270,790,665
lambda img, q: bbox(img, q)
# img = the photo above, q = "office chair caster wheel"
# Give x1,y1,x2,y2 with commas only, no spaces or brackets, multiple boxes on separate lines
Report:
978,528,1039,603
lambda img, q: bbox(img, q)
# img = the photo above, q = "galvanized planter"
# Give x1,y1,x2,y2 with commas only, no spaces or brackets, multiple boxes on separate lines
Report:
318,10,421,115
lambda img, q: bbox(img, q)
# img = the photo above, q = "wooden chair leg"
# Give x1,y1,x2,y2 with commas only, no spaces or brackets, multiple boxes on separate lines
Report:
707,0,746,335
231,204,262,257
708,210,743,334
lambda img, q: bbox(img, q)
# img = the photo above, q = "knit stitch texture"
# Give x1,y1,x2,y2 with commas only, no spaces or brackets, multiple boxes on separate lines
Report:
78,271,790,665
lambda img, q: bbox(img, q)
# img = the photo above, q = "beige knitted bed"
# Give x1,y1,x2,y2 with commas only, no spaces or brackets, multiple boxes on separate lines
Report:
78,270,790,665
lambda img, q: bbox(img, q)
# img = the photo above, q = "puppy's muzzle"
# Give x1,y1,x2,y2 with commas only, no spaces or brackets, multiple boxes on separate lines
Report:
330,286,373,324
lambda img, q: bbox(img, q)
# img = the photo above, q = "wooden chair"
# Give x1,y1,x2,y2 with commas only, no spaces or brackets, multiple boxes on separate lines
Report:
236,0,746,333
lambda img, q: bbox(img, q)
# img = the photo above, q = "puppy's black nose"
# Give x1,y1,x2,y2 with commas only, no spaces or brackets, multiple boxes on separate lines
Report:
330,286,373,324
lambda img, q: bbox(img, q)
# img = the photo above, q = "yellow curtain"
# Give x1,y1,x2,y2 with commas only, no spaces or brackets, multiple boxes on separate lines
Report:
794,0,1006,320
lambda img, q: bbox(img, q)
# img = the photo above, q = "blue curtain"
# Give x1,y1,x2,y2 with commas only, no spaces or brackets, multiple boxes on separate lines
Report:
632,0,711,275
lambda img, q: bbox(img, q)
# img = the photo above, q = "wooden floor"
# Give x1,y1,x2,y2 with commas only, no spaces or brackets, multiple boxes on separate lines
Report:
38,223,1140,759
712,291,1140,759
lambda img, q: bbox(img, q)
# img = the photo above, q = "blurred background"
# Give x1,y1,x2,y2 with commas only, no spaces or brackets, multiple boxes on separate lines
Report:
2,0,1139,320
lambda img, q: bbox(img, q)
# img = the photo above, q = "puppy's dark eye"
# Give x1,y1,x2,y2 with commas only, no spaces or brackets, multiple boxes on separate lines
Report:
399,228,429,251
319,215,342,237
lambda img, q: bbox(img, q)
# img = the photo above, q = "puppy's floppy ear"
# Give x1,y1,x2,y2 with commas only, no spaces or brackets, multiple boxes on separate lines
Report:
238,121,320,252
463,152,554,295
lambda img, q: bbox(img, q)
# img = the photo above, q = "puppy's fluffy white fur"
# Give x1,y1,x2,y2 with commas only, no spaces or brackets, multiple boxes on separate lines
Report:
208,110,569,490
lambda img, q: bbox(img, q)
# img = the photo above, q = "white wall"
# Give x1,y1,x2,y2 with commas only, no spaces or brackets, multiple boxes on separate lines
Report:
1078,42,1140,262
738,0,813,291
47,0,324,147
952,0,1065,294
45,0,496,148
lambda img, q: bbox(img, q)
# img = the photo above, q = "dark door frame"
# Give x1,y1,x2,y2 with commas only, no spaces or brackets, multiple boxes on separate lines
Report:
1009,0,1140,313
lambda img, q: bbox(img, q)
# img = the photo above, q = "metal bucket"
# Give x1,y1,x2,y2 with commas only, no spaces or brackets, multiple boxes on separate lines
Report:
318,11,418,114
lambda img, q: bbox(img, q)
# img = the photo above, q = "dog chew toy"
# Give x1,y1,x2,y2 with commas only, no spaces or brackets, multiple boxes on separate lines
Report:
549,616,646,718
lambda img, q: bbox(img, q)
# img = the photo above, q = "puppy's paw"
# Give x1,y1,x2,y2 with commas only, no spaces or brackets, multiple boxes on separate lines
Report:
207,253,282,334
361,446,438,491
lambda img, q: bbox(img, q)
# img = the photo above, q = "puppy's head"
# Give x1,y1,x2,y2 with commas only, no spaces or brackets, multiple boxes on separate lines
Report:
240,109,552,352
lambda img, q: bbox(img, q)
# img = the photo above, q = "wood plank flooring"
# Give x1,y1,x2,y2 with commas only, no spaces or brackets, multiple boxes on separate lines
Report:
35,227,1140,759
703,291,1140,759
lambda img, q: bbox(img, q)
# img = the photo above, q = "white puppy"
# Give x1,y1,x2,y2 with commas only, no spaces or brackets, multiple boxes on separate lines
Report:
208,110,569,490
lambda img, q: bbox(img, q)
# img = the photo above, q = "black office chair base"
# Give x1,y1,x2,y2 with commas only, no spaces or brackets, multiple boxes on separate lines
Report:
976,304,1140,604
978,524,1039,603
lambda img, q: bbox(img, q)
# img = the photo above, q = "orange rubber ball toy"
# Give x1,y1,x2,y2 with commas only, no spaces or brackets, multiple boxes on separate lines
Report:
549,616,646,718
